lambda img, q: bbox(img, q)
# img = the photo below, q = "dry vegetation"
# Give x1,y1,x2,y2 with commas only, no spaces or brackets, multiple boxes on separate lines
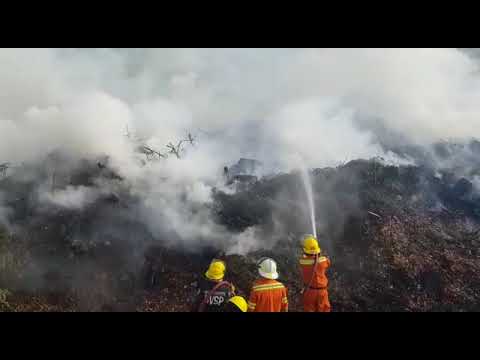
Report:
1,158,479,312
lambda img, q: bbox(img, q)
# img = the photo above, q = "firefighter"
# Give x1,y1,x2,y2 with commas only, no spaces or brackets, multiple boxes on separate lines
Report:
299,235,331,312
248,257,288,312
194,259,236,312
224,296,248,312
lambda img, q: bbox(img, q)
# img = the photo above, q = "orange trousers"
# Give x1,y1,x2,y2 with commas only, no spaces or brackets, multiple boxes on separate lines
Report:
303,288,331,312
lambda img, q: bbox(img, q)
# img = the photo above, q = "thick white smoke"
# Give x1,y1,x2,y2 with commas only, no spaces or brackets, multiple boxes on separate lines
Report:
1,48,480,254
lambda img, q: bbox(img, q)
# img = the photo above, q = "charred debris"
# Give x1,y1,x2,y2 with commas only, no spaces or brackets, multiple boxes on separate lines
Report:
1,144,480,311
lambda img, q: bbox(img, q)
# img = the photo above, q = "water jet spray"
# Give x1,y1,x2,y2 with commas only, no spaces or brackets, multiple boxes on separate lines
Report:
299,161,317,239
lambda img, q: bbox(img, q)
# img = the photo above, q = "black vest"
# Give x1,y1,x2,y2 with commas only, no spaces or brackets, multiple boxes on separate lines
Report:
196,277,234,312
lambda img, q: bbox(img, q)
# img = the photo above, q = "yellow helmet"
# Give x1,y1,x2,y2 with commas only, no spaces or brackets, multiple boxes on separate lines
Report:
303,235,321,255
205,259,226,280
228,296,248,312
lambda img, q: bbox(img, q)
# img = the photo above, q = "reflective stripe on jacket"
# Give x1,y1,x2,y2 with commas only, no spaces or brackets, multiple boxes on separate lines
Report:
248,279,288,312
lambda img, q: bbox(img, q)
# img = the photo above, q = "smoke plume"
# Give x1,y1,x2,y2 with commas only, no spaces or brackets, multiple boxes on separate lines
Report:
1,48,480,257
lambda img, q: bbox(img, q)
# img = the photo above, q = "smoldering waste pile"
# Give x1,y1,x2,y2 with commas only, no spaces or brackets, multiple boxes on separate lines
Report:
1,151,480,311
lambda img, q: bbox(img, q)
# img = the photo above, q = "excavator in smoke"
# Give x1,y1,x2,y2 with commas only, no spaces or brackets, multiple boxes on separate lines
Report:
224,158,262,191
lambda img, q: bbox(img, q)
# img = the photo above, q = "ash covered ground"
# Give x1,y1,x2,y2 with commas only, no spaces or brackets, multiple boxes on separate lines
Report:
1,141,480,312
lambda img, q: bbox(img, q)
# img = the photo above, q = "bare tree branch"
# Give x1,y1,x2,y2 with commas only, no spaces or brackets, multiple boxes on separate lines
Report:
186,132,195,146
166,133,197,159
125,125,197,162
138,145,167,160
166,142,181,159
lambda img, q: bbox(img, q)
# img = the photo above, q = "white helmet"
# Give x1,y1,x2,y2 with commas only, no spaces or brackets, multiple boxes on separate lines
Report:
257,257,279,280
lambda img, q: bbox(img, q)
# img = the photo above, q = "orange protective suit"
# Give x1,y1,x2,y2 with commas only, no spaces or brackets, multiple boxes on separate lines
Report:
247,278,288,312
299,254,331,312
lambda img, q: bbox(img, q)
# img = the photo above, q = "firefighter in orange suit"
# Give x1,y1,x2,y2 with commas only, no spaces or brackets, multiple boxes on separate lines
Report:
299,235,331,312
248,257,288,312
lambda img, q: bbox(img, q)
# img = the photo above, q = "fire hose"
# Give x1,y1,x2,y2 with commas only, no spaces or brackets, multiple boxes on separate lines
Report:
300,253,319,295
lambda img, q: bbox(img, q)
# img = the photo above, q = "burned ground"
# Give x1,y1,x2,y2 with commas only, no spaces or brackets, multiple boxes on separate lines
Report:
1,158,480,311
